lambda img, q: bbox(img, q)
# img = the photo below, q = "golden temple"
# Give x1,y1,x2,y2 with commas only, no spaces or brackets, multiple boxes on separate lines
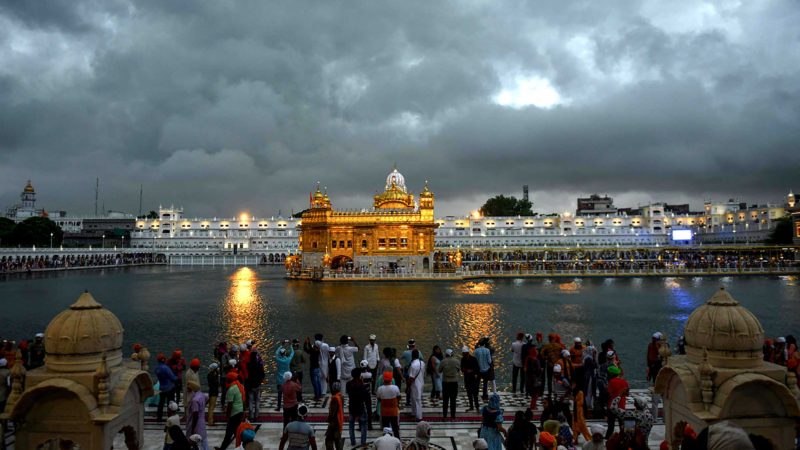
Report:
297,167,437,272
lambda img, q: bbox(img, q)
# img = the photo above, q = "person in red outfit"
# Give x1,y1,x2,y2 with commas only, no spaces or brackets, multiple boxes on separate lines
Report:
605,365,628,439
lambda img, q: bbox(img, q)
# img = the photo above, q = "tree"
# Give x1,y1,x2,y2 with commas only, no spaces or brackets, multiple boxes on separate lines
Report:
8,217,63,247
0,217,15,246
139,210,159,219
479,195,534,216
766,217,793,245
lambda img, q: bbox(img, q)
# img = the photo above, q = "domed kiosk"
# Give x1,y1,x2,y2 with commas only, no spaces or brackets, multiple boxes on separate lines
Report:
655,287,800,448
1,291,154,449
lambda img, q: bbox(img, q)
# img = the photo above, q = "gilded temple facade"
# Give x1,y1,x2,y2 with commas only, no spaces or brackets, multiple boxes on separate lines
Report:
299,168,437,272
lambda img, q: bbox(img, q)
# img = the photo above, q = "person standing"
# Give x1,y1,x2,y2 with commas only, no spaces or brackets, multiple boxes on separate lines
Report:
401,339,421,407
461,346,480,411
408,349,425,421
604,365,628,440
304,337,323,401
336,335,359,385
318,340,331,397
275,344,295,411
376,371,401,439
646,332,663,384
346,370,372,446
364,334,380,393
325,382,344,450
216,372,245,450
438,349,460,419
169,350,186,406
474,339,493,400
164,401,181,450
540,334,563,399
156,353,178,422
246,350,265,420
279,404,317,450
510,332,525,394
207,363,220,426
184,358,201,410
524,344,542,411
185,380,208,450
290,339,306,402
479,393,506,450
552,364,572,425
282,371,302,429
427,346,444,400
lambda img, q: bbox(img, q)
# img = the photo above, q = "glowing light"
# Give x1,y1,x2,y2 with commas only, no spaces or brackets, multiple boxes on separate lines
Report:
494,76,565,109
221,267,269,346
239,212,250,222
451,281,494,295
471,210,482,219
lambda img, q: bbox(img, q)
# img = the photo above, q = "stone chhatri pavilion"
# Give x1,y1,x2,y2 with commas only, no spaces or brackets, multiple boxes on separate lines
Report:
656,287,800,448
1,291,154,449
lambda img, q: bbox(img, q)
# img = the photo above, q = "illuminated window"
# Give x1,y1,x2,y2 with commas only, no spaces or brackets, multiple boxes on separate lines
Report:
361,240,367,249
332,240,337,248
400,238,408,248
347,240,352,248
339,240,344,248
389,238,397,247
378,238,386,248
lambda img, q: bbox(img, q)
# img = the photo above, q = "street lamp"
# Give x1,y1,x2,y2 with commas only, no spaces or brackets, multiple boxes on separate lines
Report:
102,234,105,249
50,232,53,248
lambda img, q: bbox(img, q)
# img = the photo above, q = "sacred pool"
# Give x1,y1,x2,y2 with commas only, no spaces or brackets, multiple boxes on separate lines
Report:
1,266,798,389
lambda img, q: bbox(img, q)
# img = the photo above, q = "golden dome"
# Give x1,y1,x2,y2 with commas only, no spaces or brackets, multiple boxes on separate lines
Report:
23,180,35,193
684,287,764,368
44,291,124,373
374,184,414,209
420,180,433,198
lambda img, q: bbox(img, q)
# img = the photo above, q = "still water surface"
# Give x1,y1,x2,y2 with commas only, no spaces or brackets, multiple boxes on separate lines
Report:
1,266,798,388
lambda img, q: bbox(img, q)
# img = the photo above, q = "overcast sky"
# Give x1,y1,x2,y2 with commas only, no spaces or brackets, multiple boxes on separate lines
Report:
1,1,798,218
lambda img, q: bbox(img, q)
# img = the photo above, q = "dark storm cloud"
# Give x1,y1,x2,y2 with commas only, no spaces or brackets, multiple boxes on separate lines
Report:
1,0,799,217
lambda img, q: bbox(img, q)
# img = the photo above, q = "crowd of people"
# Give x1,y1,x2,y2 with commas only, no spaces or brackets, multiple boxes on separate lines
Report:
0,252,165,273
140,327,793,450
2,326,796,449
432,248,797,273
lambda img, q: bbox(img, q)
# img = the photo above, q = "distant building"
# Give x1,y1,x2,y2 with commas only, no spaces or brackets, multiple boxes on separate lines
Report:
130,206,300,261
788,189,800,245
576,194,616,216
5,180,48,221
61,214,136,248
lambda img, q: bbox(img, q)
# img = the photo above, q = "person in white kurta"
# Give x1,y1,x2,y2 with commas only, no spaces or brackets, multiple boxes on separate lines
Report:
408,349,425,421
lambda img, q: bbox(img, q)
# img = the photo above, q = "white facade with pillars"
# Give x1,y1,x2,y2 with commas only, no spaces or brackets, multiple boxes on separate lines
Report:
130,197,792,255
130,207,300,259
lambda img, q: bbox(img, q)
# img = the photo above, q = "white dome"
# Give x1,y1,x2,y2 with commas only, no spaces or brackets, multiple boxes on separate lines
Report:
385,167,407,192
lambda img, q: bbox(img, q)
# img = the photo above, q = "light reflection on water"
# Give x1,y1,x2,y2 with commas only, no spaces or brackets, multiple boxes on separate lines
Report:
451,281,495,295
220,267,272,351
448,303,502,350
557,280,580,293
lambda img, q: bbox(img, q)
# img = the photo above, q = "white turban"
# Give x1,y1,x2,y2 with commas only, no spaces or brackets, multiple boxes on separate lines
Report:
283,371,293,381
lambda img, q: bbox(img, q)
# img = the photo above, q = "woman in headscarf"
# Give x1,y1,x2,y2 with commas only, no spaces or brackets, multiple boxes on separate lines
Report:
479,393,506,450
406,420,432,449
